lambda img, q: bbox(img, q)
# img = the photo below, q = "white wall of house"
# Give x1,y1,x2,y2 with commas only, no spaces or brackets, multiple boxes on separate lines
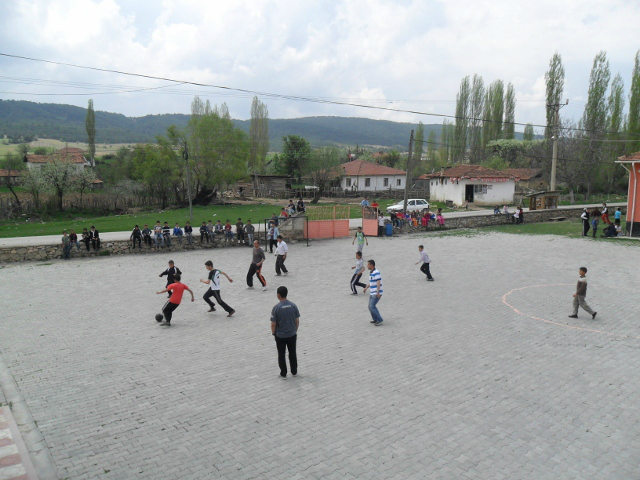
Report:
26,162,85,173
430,178,515,206
341,175,405,192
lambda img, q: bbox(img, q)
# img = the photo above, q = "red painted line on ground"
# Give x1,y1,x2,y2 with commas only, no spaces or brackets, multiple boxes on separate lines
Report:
501,283,640,341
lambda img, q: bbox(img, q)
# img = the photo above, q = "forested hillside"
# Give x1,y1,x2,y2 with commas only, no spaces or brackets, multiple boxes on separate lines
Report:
0,99,442,150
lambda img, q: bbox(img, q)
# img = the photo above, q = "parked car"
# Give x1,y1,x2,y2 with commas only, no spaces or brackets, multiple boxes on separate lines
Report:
386,199,430,213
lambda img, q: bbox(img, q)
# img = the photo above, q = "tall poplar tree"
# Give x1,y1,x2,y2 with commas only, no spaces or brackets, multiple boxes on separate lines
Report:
85,99,96,167
249,96,269,173
504,83,516,139
453,76,470,162
468,74,485,162
545,53,565,139
581,51,611,197
627,50,640,153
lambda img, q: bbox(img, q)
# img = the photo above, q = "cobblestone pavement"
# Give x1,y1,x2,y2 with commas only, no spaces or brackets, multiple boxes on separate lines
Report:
1,232,639,479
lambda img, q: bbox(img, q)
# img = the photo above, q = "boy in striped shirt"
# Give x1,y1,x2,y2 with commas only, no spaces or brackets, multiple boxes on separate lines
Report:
363,259,383,325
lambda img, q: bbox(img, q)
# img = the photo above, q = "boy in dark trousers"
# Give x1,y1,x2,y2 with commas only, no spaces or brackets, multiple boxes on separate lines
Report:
415,245,434,281
160,260,182,298
156,274,194,327
200,260,235,317
568,267,597,319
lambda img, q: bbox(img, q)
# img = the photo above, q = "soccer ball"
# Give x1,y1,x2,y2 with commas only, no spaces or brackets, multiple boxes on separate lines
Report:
155,313,164,322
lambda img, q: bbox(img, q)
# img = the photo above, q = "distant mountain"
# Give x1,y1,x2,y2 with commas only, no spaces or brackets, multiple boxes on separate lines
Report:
0,99,443,151
0,99,523,151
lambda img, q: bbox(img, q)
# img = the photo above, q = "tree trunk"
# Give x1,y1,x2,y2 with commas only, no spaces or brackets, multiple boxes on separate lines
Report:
6,182,22,213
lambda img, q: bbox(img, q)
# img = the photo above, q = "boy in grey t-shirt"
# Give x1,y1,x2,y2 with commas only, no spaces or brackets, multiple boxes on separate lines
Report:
350,251,367,295
271,286,300,379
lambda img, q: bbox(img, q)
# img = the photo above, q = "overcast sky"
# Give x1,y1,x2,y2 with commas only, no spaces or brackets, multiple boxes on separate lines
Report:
0,0,638,132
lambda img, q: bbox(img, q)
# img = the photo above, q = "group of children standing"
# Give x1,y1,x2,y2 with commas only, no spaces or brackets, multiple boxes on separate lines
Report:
581,203,622,238
390,209,445,230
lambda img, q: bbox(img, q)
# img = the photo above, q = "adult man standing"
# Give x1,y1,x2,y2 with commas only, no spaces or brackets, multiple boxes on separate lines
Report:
363,259,383,325
270,286,300,379
580,208,590,237
247,240,267,290
244,220,255,246
200,260,235,317
377,213,385,237
360,197,370,208
274,235,289,276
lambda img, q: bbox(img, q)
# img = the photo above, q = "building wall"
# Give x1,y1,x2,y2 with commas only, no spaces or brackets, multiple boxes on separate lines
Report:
430,179,515,206
341,175,404,192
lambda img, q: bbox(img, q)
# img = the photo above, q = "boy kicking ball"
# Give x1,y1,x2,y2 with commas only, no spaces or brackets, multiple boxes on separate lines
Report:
156,274,194,326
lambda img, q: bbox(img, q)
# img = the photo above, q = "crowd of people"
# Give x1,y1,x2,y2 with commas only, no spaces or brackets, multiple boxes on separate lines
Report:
61,226,101,260
581,203,622,238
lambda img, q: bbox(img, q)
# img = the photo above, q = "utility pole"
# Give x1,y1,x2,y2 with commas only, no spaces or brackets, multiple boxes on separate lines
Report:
183,140,193,221
548,99,568,191
403,130,414,212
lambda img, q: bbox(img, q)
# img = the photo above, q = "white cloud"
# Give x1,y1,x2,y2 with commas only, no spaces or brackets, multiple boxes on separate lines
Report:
0,0,638,127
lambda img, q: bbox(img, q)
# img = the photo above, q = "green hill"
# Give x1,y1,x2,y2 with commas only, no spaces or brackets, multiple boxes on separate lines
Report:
0,99,445,150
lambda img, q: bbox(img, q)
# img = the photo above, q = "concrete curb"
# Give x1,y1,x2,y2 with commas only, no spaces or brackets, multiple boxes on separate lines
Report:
0,351,58,480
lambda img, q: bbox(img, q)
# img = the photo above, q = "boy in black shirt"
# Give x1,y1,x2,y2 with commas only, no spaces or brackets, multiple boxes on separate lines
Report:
160,260,182,298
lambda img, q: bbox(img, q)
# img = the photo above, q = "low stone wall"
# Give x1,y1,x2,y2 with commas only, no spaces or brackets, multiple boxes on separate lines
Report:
391,206,628,235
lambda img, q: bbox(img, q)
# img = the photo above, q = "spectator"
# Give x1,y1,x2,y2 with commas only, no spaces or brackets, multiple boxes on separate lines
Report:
162,221,172,247
244,220,255,246
184,222,193,245
199,221,209,244
236,218,245,245
436,209,445,228
142,224,152,247
377,213,384,237
224,219,234,242
173,223,183,245
81,228,91,251
90,225,100,250
581,208,590,236
614,207,622,225
296,198,306,213
206,220,214,238
360,197,370,208
280,207,289,219
154,221,164,248
61,230,71,260
130,224,143,249
69,229,80,251
214,220,224,235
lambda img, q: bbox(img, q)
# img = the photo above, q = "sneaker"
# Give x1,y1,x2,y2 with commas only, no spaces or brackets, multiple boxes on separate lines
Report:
292,373,297,377
568,315,578,318
159,321,171,327
275,273,281,276
227,310,235,317
283,272,289,276
350,293,358,296
263,286,267,291
207,308,216,312
246,286,254,290
592,312,597,319
374,321,383,326
279,375,287,380
427,278,434,281
370,320,376,324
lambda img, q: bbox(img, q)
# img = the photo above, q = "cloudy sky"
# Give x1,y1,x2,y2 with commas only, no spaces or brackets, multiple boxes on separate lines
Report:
0,0,638,131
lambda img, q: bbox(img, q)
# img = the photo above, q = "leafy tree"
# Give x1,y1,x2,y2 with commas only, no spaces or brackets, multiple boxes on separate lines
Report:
485,80,504,141
384,150,401,168
603,73,626,192
86,99,96,167
504,83,516,139
40,155,79,211
281,135,311,181
132,143,180,209
0,153,24,211
581,51,611,197
249,96,269,173
453,76,470,162
306,147,342,203
628,50,640,153
468,74,485,162
411,122,424,177
523,124,535,141
22,169,46,209
545,52,565,139
75,168,97,207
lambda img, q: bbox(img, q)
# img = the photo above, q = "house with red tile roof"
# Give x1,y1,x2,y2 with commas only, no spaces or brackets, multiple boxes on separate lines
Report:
0,169,23,185
426,164,516,206
616,151,640,237
338,159,406,192
502,168,545,190
24,147,89,172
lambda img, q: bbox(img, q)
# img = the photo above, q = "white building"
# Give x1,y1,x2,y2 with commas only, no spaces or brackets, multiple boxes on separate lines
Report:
24,147,89,173
338,159,406,192
427,165,515,206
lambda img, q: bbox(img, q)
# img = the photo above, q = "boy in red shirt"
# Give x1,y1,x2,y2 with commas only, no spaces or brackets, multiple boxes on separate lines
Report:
156,274,194,326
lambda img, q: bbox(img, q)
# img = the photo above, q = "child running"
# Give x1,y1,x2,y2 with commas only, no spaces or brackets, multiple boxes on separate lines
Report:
200,260,235,317
415,244,434,281
156,274,194,326
350,251,367,295
160,260,182,298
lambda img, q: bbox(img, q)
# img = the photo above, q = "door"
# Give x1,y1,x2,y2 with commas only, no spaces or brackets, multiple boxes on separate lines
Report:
465,185,474,203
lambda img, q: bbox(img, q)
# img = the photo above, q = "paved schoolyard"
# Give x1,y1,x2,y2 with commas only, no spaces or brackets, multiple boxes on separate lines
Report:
1,232,639,479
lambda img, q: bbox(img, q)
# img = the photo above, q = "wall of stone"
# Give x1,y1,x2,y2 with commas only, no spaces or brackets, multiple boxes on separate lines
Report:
0,206,627,264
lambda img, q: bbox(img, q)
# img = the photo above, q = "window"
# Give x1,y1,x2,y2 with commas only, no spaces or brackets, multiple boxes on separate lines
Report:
383,178,389,187
473,184,488,194
365,178,371,187
397,179,402,186
346,177,351,187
